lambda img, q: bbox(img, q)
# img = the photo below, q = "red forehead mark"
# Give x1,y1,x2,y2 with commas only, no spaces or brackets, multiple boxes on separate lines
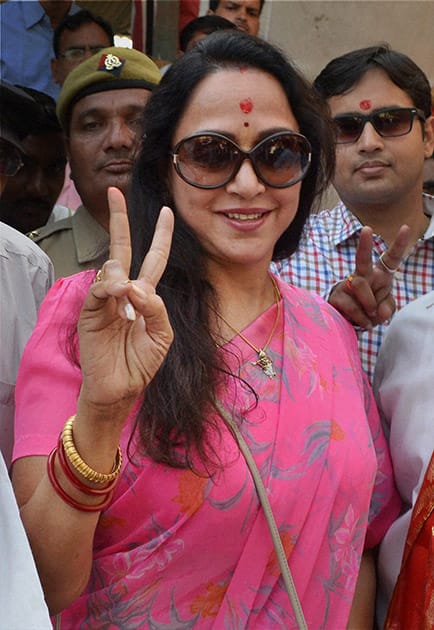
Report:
239,98,253,114
239,66,248,73
359,100,371,110
244,122,249,127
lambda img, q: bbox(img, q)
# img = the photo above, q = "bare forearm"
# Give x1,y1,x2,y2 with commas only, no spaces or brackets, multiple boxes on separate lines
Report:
12,405,128,614
19,475,98,613
347,549,376,629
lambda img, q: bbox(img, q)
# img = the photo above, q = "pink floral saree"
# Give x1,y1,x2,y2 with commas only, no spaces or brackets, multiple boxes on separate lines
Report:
14,272,400,628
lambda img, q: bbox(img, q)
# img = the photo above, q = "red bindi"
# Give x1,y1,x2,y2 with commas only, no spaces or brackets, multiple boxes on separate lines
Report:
244,122,249,127
239,98,253,114
359,100,371,110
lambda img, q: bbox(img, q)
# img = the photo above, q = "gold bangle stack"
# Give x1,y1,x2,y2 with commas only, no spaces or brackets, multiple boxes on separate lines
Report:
61,415,122,484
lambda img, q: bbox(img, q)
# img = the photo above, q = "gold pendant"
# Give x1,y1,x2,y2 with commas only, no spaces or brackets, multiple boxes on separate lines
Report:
252,349,276,378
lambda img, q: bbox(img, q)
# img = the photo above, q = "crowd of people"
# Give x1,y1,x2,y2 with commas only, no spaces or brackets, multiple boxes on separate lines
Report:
0,1,433,629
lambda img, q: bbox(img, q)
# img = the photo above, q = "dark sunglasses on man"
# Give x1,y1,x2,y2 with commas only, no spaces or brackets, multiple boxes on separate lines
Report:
333,106,426,144
171,130,312,190
0,139,24,177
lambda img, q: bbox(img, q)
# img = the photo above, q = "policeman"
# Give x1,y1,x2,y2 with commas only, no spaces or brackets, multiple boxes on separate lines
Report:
29,47,161,278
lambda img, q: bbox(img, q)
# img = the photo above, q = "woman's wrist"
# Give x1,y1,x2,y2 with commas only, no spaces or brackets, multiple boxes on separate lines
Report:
62,416,122,484
70,398,130,476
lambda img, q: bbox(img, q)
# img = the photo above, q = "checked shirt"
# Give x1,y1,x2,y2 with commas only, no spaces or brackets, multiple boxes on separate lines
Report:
272,195,434,383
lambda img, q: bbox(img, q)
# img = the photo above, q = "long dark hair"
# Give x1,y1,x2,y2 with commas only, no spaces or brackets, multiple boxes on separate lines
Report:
128,31,335,468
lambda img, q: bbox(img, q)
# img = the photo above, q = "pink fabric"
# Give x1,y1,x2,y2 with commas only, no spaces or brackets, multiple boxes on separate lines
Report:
14,272,400,628
55,163,81,213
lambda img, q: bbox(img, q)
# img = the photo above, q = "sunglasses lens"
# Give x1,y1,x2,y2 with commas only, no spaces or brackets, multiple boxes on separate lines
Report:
254,134,311,186
0,142,23,177
173,132,311,188
334,108,417,143
334,117,363,143
175,135,238,187
373,109,413,137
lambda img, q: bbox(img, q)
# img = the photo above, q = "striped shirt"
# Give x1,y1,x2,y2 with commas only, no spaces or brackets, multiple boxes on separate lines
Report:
272,195,434,382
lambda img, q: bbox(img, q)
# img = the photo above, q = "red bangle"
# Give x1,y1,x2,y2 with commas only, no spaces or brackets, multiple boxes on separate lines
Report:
57,436,118,496
47,448,113,513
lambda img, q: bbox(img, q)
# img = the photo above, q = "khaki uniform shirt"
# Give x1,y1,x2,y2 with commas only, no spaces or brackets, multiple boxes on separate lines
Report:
0,222,53,465
28,205,109,279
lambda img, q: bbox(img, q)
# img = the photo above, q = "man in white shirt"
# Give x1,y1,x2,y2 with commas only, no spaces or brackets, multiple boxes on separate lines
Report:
0,82,52,629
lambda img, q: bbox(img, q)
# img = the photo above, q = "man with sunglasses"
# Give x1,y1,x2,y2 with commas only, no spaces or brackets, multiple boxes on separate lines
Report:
0,82,52,629
273,44,434,384
0,86,68,235
0,82,55,465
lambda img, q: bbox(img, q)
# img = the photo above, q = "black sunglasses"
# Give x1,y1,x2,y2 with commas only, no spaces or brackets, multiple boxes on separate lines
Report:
333,107,426,144
0,140,24,177
171,131,312,189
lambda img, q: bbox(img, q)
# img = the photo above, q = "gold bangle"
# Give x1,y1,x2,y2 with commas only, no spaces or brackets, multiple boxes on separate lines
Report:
61,416,122,484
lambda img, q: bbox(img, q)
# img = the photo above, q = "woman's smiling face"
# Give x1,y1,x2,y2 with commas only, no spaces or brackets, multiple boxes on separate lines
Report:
168,67,304,273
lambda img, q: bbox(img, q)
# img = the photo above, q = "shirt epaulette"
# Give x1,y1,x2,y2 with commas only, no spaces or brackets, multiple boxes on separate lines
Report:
27,217,72,243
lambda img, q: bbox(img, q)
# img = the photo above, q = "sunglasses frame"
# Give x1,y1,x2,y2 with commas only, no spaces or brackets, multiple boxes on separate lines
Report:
333,106,426,144
0,142,24,177
171,130,312,189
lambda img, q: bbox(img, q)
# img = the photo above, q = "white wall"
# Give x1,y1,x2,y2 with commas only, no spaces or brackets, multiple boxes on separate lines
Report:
201,0,434,85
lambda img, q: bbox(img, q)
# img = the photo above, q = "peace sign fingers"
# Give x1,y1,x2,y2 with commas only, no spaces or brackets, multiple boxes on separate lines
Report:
371,224,410,322
329,224,410,329
107,186,132,274
137,205,175,289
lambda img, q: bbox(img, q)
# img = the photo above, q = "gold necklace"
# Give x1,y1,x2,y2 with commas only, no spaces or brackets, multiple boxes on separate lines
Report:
213,276,281,378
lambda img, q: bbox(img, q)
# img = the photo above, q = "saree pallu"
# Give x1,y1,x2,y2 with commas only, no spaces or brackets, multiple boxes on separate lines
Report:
13,273,401,629
385,452,434,630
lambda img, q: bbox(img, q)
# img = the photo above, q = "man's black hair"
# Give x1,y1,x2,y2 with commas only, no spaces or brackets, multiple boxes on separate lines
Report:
180,15,236,52
13,86,61,135
53,9,114,58
314,44,432,118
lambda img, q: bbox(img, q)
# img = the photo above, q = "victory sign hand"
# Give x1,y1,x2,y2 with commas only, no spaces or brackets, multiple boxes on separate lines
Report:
78,187,174,414
329,224,410,329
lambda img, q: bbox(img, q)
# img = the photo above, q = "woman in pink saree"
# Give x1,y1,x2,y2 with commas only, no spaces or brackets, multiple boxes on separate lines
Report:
12,32,402,628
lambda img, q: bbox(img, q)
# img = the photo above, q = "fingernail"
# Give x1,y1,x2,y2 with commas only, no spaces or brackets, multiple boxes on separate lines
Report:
124,302,136,321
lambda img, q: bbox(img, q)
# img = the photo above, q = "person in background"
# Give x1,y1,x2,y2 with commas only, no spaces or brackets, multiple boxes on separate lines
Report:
273,44,434,383
373,291,434,628
0,1,79,99
13,31,399,628
0,83,68,235
51,9,114,88
51,9,115,214
29,47,161,279
208,0,264,36
179,14,236,53
0,82,52,630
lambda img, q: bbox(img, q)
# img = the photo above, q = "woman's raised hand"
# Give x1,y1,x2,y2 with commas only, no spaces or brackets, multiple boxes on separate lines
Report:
78,187,174,414
329,224,410,329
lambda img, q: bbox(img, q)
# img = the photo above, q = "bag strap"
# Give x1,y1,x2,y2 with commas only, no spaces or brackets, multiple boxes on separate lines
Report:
214,399,308,630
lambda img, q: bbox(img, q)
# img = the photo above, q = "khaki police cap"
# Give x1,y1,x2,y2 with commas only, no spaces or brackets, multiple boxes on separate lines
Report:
56,46,161,129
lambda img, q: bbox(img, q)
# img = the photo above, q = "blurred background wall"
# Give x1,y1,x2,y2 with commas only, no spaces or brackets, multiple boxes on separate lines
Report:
1,0,431,83
258,1,434,83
